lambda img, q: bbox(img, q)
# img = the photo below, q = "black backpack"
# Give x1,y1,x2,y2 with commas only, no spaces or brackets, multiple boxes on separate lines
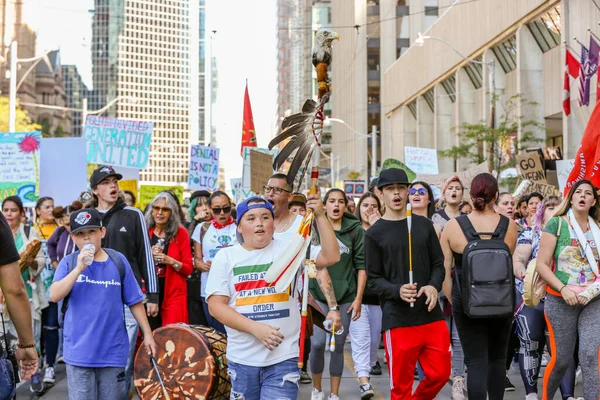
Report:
456,215,515,319
58,248,126,328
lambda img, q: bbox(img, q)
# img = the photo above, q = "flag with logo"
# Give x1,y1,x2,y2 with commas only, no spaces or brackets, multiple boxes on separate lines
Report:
564,101,600,195
564,49,580,116
589,36,600,104
579,44,589,106
240,81,257,156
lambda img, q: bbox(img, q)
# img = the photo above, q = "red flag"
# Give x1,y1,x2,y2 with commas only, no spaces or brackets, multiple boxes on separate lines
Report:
564,101,600,195
241,82,257,155
564,49,580,116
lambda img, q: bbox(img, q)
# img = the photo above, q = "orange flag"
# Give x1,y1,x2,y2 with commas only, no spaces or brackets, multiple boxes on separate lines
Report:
241,82,257,155
564,101,600,195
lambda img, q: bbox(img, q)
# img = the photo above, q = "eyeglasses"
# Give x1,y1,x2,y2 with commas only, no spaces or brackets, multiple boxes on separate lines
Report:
263,186,291,195
152,206,171,214
409,188,427,196
212,206,232,214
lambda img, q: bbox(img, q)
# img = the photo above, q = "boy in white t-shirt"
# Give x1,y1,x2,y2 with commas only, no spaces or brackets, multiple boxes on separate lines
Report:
206,195,339,399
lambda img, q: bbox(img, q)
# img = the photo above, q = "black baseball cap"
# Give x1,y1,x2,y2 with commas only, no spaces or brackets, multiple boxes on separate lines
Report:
377,168,410,189
190,190,212,202
90,165,123,188
70,208,103,234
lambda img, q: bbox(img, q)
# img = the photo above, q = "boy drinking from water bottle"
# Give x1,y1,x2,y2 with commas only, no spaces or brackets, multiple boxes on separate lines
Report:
49,208,156,400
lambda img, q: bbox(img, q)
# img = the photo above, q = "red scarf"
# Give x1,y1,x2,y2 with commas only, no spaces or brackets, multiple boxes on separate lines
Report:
211,216,235,229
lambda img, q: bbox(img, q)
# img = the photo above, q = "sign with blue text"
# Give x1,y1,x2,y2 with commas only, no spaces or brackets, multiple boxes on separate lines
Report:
83,115,153,169
0,131,41,206
188,145,220,191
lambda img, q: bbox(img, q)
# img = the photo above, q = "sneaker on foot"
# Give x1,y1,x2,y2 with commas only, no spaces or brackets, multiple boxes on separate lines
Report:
359,382,375,399
311,388,325,400
328,395,340,400
504,376,516,392
525,393,539,400
370,361,382,376
451,376,465,400
300,371,312,384
30,372,43,393
43,366,55,384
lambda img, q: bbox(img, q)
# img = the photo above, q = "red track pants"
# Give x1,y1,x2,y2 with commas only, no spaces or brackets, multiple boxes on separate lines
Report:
383,320,451,400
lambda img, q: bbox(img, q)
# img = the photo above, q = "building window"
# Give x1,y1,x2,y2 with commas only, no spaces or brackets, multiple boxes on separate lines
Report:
407,100,417,119
464,58,483,89
396,1,410,58
527,6,561,53
492,36,517,73
423,89,434,112
441,76,456,102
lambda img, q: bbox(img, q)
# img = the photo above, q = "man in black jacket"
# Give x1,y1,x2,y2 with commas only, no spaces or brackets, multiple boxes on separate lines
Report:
90,166,157,399
365,168,450,400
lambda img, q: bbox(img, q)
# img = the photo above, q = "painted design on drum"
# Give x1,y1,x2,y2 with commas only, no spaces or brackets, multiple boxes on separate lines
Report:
133,325,230,399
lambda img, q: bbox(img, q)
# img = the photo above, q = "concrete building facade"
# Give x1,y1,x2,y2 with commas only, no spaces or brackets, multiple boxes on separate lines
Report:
332,0,596,180
62,65,89,137
91,0,205,185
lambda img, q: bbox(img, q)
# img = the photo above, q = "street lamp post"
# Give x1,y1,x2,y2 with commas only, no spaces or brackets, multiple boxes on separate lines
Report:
416,33,496,164
8,41,58,132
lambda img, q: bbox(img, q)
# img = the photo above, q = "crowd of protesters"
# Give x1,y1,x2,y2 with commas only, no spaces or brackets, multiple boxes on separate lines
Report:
0,164,597,400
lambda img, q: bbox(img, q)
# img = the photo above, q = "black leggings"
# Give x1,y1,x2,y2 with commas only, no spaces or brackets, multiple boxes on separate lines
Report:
453,286,513,400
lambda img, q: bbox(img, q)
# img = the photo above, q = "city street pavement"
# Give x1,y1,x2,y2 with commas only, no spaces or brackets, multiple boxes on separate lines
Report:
18,347,584,399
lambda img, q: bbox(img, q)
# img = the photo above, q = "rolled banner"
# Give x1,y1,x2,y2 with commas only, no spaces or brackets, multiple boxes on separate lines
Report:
512,180,531,198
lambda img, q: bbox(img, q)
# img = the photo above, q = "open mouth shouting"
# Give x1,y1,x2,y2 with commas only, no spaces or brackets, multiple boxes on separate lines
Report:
392,196,403,207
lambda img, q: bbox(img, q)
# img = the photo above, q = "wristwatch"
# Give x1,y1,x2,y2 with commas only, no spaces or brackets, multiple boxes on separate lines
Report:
173,262,180,271
328,304,340,312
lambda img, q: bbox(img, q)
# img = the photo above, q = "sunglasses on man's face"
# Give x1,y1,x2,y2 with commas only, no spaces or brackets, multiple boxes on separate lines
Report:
212,206,232,214
409,188,427,196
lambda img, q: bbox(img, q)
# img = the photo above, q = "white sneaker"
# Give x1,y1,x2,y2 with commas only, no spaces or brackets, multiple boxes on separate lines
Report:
311,388,325,400
541,352,550,367
43,366,55,384
328,395,340,400
526,393,539,400
451,376,466,400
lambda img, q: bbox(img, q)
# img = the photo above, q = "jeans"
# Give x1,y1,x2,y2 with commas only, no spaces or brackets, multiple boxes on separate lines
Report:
228,358,300,400
201,297,226,334
42,302,59,367
123,306,139,400
66,364,126,400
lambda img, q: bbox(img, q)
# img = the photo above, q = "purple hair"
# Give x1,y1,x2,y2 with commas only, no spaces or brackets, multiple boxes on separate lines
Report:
532,196,561,232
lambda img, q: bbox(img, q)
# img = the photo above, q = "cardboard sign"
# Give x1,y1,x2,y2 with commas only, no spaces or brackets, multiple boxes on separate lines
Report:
188,145,219,191
404,147,439,175
516,152,546,183
344,180,366,196
523,180,559,198
139,185,184,209
84,115,154,169
0,132,41,206
250,150,274,194
416,162,489,191
40,138,87,207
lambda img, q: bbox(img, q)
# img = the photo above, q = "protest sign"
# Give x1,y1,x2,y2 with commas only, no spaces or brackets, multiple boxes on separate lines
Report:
0,132,41,206
523,181,559,198
516,152,546,183
119,180,139,206
344,180,366,196
404,147,439,175
416,162,489,191
242,147,278,189
378,158,417,182
555,159,575,194
250,150,274,194
139,185,184,209
188,145,219,191
231,178,253,204
40,138,87,207
84,115,153,169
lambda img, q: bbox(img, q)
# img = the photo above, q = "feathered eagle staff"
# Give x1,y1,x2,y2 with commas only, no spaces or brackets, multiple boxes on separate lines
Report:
266,28,338,368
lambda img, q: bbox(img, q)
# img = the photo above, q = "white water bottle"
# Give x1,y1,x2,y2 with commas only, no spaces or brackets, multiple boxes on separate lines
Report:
83,244,95,265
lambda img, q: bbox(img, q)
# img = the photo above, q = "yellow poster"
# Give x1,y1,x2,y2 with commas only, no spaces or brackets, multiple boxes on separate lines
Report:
119,179,138,207
139,185,184,210
87,163,99,178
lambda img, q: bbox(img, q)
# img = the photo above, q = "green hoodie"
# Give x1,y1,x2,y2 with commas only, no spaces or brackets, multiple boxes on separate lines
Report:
309,212,365,305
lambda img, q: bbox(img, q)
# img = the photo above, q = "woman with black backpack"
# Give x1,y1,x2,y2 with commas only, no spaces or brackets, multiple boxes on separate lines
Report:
536,180,600,400
441,173,518,400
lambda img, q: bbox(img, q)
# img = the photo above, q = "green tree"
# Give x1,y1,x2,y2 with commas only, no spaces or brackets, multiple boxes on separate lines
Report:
0,96,41,132
53,124,65,137
438,94,545,190
39,117,51,137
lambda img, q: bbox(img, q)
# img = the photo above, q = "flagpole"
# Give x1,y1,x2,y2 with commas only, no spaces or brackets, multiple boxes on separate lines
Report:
564,41,582,59
574,36,585,47
589,28,600,43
